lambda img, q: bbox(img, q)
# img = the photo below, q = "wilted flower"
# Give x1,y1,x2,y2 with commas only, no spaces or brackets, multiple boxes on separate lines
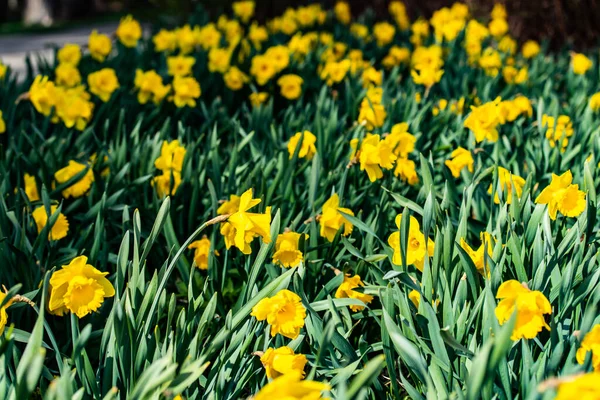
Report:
335,274,374,312
251,289,306,339
0,290,14,334
49,256,115,318
495,280,551,340
32,205,69,241
55,160,95,198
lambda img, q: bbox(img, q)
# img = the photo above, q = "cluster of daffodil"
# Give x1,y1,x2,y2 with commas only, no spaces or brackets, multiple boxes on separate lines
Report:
2,0,600,398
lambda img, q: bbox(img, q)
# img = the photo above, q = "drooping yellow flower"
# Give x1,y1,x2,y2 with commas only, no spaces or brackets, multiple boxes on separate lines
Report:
54,160,94,199
495,280,551,340
223,66,249,91
188,237,212,270
23,173,40,202
57,43,81,66
319,193,354,242
153,29,177,53
29,75,57,117
352,134,396,182
232,0,255,23
167,55,196,77
0,110,5,134
88,30,112,62
488,167,525,204
249,92,269,107
460,232,494,277
254,372,329,400
542,114,573,151
373,21,395,47
87,68,119,102
521,40,540,59
288,131,317,160
251,289,306,339
464,97,503,143
55,63,81,87
590,92,600,112
335,274,374,312
555,372,600,400
226,189,271,253
277,74,303,100
116,15,142,48
572,53,593,75
535,170,586,220
576,324,600,371
32,205,69,241
260,347,307,379
48,256,115,318
134,69,171,105
273,232,306,268
171,76,201,108
387,214,434,271
445,147,474,178
334,1,351,24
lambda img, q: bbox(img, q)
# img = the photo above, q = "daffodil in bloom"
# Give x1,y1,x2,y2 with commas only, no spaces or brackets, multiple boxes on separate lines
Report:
320,59,351,86
357,87,387,131
153,171,181,197
55,63,81,87
502,66,528,84
495,280,551,340
445,147,474,178
277,74,303,100
153,29,177,53
223,66,249,91
0,62,6,80
555,372,600,400
52,85,94,131
542,114,573,151
87,68,119,102
385,122,416,158
207,48,231,73
248,23,268,49
389,1,410,30
351,134,396,182
116,15,142,48
460,232,494,277
265,45,290,72
0,110,5,134
196,23,221,50
576,324,600,371
254,372,329,400
488,17,508,38
48,256,115,318
319,193,354,242
382,46,411,68
429,6,467,43
535,170,586,220
0,290,14,334
224,189,271,254
24,173,40,202
499,96,533,122
260,347,307,379
521,40,540,59
373,22,395,46
32,205,69,241
251,289,306,339
29,76,57,117
249,92,269,107
572,53,593,75
478,47,502,77
232,0,255,23
134,70,171,105
167,55,196,77
410,19,430,46
411,64,444,88
171,76,201,108
55,160,95,198
387,214,434,271
488,167,525,204
288,131,317,160
273,231,306,268
88,30,112,62
408,289,421,308
174,25,198,54
394,157,419,184
188,236,212,270
57,43,81,66
335,274,374,312
250,55,277,85
334,1,351,24
464,98,503,143
152,140,186,197
589,92,600,112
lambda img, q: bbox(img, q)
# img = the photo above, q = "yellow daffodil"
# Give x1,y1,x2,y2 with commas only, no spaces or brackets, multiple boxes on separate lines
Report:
535,170,586,220
464,97,503,143
55,63,81,87
488,167,525,204
319,193,354,242
167,55,196,77
273,232,306,268
57,43,81,66
445,147,474,178
288,131,317,160
54,160,94,198
88,30,112,62
260,347,307,379
32,205,69,241
460,232,494,277
171,76,201,108
555,372,600,400
335,274,374,311
251,289,306,339
572,53,593,75
188,237,212,270
225,189,271,253
277,74,303,100
223,66,249,91
387,214,434,271
87,68,119,102
577,324,600,371
116,15,142,48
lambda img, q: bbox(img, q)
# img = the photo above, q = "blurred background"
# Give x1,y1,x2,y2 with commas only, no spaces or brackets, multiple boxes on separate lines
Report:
0,0,599,48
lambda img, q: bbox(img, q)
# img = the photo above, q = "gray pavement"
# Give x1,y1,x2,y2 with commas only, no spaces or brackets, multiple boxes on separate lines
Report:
0,22,119,75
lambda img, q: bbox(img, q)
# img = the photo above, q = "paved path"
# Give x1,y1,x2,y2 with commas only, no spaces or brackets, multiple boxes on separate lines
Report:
0,22,119,76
